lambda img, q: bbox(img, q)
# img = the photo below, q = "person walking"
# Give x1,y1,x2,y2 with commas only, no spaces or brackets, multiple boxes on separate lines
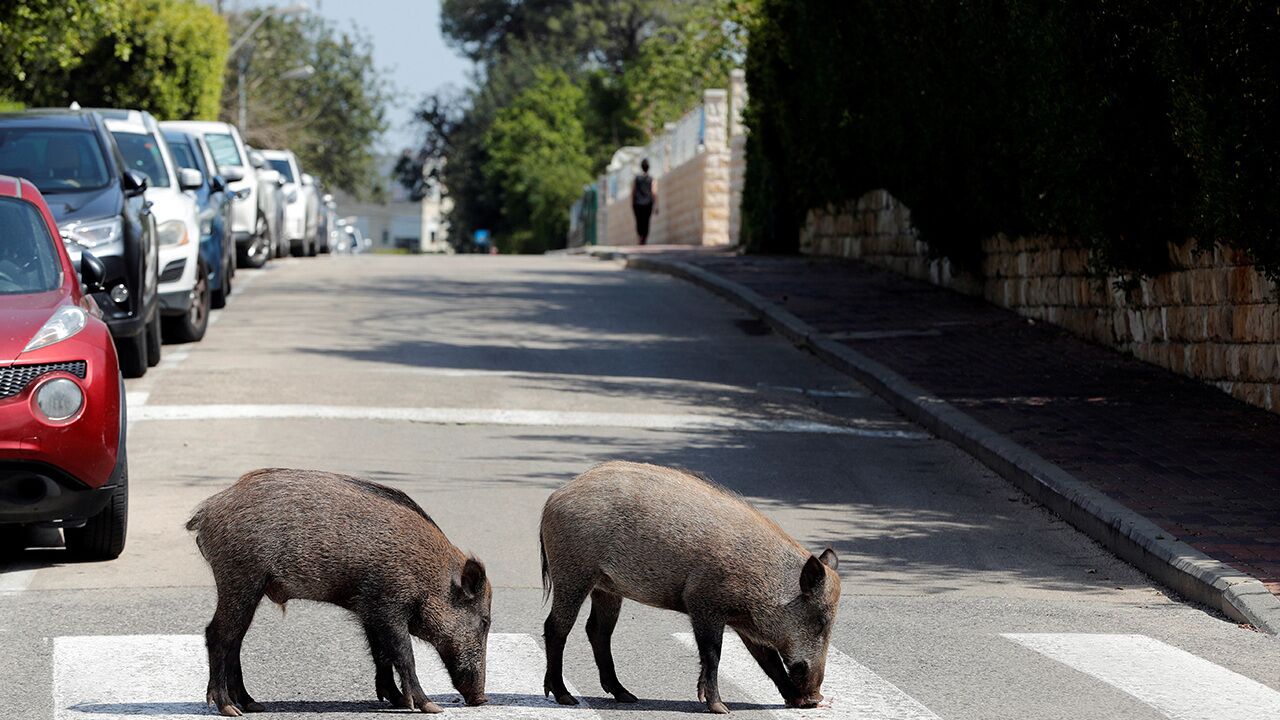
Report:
631,158,657,245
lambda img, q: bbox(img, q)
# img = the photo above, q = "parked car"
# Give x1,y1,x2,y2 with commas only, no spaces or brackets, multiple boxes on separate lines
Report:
246,147,287,259
160,125,236,309
98,110,208,344
301,173,322,255
260,149,315,257
0,175,128,559
318,193,338,254
0,109,159,377
161,121,270,269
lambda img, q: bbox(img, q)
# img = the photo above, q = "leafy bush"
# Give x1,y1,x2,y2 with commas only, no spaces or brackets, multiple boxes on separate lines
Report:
743,1,1280,280
65,0,228,119
484,68,594,253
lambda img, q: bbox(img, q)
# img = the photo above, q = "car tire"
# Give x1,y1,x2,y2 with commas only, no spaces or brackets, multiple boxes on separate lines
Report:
64,452,128,561
163,260,210,344
117,329,148,379
238,215,271,270
145,314,162,367
211,258,230,309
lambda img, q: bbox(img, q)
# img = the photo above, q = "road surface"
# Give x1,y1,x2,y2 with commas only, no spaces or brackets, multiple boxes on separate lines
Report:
1,254,1276,719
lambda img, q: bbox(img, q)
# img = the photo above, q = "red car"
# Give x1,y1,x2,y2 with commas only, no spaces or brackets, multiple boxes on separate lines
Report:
0,175,127,559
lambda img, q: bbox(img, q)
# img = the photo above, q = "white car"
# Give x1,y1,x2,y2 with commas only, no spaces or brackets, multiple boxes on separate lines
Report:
100,110,209,343
260,149,316,257
161,120,269,269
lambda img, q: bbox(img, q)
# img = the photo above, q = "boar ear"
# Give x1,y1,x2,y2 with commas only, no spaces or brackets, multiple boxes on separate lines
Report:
800,554,827,595
454,556,487,600
818,547,839,571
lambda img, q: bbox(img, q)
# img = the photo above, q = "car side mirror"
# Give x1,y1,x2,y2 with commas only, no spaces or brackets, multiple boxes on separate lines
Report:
249,151,266,169
122,170,148,196
220,166,245,183
276,176,287,187
301,173,314,187
178,167,204,191
80,252,107,292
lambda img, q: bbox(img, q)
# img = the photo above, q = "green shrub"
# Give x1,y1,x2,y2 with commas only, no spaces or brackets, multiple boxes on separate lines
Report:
743,1,1280,280
64,0,228,119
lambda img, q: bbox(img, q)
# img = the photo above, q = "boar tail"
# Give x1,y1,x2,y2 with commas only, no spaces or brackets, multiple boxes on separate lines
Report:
539,531,552,604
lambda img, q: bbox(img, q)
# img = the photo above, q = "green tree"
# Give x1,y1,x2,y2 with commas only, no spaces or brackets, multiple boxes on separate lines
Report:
483,68,593,253
62,0,228,119
0,0,126,106
222,11,388,198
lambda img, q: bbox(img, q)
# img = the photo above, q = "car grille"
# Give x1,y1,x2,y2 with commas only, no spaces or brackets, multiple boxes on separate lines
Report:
0,362,88,399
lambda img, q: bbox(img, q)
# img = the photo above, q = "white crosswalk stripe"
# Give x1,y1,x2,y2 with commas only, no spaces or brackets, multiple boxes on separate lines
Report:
411,632,599,717
51,633,595,719
1002,633,1280,720
53,635,207,719
48,630,1280,719
673,632,941,719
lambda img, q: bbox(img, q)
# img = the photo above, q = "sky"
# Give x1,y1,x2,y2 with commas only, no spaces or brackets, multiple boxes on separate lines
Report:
242,0,473,153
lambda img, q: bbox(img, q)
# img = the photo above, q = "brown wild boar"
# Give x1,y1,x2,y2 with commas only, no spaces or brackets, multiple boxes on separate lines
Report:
186,469,491,717
540,461,840,714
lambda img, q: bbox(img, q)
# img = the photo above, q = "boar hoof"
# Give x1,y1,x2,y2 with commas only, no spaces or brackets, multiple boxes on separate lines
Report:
606,686,637,703
707,700,730,714
242,702,265,713
550,692,579,706
416,699,444,714
217,704,243,717
464,694,489,706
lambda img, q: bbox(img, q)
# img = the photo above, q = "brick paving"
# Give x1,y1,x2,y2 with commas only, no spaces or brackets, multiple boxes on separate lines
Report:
679,253,1280,596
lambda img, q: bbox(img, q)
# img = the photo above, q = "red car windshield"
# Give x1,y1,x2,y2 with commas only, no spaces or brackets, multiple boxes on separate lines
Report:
0,197,63,294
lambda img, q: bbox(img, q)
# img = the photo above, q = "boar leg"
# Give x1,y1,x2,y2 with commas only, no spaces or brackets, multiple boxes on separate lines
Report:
732,631,801,707
205,583,264,717
363,622,407,708
585,590,637,703
543,579,591,705
367,617,443,714
691,617,730,714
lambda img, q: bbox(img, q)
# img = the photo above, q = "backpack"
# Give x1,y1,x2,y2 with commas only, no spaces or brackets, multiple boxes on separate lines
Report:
633,174,653,206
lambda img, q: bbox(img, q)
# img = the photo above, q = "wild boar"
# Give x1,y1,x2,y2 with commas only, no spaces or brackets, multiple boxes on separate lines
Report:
186,468,491,717
539,461,840,714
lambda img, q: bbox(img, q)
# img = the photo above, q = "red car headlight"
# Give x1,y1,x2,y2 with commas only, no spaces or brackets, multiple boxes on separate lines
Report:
34,377,84,423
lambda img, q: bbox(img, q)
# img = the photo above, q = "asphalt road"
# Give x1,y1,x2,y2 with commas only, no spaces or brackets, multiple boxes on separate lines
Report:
1,254,1277,720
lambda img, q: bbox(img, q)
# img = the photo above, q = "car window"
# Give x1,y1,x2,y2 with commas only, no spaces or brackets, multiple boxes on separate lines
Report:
166,138,198,173
268,159,295,183
112,131,170,188
0,197,62,294
205,133,242,167
0,128,111,193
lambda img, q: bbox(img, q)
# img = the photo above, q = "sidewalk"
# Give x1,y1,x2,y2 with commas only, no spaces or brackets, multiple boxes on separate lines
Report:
600,248,1280,629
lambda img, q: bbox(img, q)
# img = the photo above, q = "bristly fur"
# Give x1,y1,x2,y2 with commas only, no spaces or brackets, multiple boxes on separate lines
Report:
342,475,439,528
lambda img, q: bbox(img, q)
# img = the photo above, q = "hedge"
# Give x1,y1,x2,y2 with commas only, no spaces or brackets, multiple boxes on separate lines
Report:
742,1,1280,281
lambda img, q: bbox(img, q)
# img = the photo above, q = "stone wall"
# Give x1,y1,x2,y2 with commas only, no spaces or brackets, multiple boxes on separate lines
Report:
592,86,739,247
728,69,748,245
802,190,1280,414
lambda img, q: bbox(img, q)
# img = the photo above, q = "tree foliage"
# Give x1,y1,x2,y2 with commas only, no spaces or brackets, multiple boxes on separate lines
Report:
418,0,752,251
65,0,228,119
484,69,593,253
0,0,227,119
221,11,388,198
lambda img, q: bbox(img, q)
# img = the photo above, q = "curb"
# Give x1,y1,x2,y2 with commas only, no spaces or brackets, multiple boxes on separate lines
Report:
620,253,1280,635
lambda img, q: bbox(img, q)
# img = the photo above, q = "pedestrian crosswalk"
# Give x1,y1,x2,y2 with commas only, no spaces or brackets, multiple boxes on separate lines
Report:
49,631,1280,719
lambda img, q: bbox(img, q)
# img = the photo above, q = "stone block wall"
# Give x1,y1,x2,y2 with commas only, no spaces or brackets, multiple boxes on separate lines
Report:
594,88,735,247
802,190,1280,414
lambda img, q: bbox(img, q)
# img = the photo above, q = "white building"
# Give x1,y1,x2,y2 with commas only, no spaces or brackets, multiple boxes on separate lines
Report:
333,154,451,253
